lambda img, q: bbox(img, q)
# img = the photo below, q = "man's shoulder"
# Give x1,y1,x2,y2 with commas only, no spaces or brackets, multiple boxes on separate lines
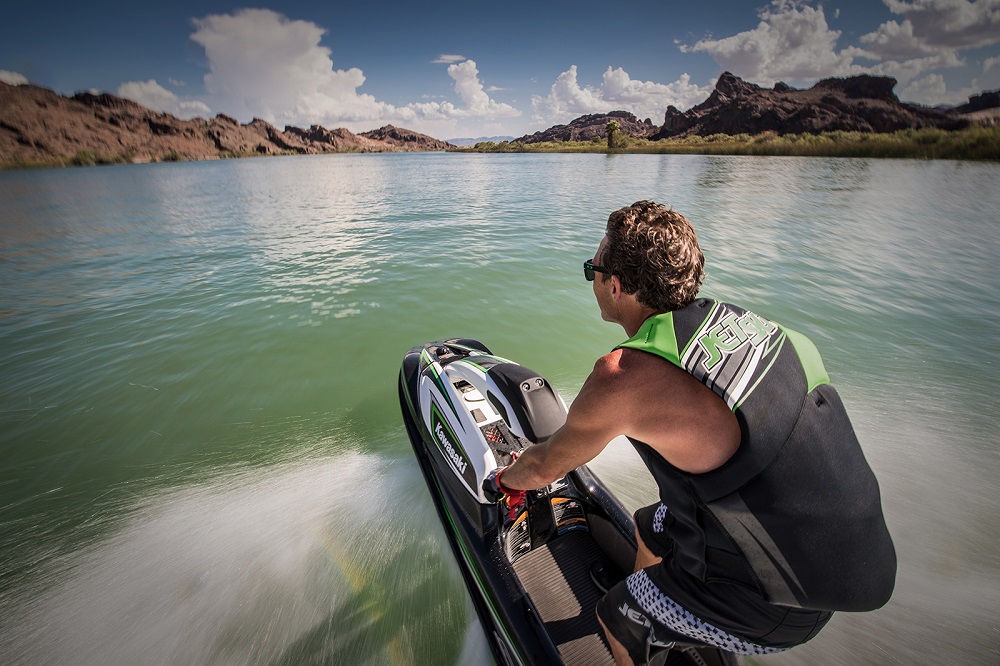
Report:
591,347,679,385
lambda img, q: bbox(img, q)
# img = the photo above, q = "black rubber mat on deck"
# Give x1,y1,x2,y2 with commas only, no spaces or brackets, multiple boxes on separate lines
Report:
511,530,616,666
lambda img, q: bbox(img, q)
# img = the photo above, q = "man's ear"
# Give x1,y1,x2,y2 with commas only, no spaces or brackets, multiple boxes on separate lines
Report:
609,274,622,297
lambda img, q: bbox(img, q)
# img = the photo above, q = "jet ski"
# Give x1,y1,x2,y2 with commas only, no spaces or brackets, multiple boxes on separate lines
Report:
398,338,736,666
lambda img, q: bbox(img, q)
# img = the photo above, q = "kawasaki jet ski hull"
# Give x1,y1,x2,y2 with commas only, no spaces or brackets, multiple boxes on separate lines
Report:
399,339,735,666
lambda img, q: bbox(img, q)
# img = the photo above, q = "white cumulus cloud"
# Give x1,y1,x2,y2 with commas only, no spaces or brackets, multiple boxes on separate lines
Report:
535,66,607,118
531,65,712,127
600,68,712,115
681,0,857,84
854,0,1000,63
899,72,949,103
117,79,213,119
390,60,519,124
973,54,1000,90
863,50,965,85
680,0,994,105
431,54,467,64
190,8,387,125
879,0,1000,51
450,60,499,111
857,16,941,59
1,70,29,85
183,9,516,135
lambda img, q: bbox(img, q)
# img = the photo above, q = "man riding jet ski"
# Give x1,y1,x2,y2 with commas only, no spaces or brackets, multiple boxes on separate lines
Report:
485,201,896,665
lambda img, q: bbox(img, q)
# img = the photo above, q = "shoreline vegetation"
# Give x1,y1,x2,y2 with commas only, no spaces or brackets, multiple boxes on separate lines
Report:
3,127,999,170
1,148,335,170
4,127,997,170
460,126,1000,161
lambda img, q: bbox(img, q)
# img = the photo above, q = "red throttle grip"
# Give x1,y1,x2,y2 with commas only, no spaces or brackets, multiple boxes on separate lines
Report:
495,467,527,520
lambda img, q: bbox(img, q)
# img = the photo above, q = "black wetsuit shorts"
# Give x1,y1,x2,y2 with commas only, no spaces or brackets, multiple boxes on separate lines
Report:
596,503,831,664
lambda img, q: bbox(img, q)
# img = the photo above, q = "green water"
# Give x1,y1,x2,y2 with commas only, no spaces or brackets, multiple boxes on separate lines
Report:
1,153,998,665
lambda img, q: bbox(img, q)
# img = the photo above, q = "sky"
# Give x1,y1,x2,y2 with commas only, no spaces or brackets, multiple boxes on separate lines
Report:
2,0,999,140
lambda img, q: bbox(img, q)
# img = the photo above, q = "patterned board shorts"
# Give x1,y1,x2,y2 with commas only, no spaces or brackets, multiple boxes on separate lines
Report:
596,503,828,664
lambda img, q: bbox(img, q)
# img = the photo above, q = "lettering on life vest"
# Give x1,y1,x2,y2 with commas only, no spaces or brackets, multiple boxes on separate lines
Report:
697,310,778,372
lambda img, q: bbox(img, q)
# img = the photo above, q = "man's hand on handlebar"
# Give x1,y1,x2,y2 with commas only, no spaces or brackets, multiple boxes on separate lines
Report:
483,466,527,519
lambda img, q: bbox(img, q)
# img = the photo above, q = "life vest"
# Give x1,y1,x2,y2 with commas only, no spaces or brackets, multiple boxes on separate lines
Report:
617,299,896,612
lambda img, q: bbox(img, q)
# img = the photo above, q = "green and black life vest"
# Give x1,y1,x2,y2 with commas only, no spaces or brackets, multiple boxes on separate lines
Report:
617,299,896,612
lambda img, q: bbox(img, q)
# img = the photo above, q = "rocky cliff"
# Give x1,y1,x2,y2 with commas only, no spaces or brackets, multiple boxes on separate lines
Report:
360,125,454,151
652,72,970,138
0,82,451,166
515,111,655,144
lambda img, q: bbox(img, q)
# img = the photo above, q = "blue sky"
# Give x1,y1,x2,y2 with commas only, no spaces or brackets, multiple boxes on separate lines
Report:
3,1,999,139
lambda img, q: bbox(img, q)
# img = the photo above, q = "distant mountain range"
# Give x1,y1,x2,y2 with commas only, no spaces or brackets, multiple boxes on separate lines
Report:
446,135,515,147
515,72,999,144
0,82,454,166
3,73,997,167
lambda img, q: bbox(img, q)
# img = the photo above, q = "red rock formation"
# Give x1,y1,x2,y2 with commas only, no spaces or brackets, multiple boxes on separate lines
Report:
515,111,655,144
359,125,454,151
0,82,451,166
651,72,969,138
286,125,398,152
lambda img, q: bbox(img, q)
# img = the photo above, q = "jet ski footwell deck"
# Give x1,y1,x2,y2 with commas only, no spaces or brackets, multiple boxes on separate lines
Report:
511,529,613,663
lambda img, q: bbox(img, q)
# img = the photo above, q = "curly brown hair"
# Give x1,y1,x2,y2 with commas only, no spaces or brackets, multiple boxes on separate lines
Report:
602,201,705,311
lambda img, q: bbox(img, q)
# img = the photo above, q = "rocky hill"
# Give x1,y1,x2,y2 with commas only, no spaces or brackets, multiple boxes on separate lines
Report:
951,90,1000,126
0,82,452,166
652,72,971,138
360,125,454,151
509,73,996,146
516,111,656,144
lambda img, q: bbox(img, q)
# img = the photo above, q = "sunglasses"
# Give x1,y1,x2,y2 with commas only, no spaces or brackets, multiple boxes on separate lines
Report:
583,260,611,282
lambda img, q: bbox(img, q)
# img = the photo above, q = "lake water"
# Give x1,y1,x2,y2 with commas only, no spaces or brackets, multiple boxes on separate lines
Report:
1,153,998,665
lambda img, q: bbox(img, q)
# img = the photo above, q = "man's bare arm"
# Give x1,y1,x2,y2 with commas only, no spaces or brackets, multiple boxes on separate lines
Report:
497,346,740,490
499,353,629,490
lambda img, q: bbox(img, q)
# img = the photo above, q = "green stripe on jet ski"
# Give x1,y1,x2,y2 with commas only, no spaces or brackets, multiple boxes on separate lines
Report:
419,348,433,371
425,465,525,665
422,351,463,428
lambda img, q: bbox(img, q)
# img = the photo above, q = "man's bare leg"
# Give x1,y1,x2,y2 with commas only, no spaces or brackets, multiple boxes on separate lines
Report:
596,526,665,666
598,612,636,666
635,526,662,570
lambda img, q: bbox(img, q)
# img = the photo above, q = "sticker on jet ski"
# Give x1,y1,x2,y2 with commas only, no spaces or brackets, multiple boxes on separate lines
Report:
429,401,478,490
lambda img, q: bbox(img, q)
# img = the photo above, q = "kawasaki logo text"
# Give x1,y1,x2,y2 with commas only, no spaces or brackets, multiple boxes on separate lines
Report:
435,422,468,474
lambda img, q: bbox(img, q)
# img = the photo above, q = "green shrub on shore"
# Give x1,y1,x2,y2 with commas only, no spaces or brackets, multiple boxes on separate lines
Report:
2,149,139,169
459,126,1000,160
69,149,134,166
